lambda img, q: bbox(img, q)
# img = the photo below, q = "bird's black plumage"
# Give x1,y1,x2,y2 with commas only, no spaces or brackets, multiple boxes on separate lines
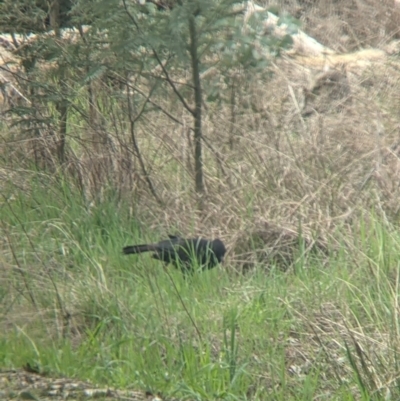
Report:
123,235,226,272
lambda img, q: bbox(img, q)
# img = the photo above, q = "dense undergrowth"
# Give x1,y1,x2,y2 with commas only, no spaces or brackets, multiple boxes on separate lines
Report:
1,177,400,400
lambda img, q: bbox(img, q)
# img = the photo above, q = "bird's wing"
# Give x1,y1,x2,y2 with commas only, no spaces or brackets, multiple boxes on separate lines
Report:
154,237,182,252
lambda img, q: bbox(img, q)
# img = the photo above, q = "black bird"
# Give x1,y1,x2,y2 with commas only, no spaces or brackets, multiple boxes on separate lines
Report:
123,235,226,272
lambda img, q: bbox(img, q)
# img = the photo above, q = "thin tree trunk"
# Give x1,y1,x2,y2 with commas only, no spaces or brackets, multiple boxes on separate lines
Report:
50,0,68,164
188,13,205,198
229,78,236,150
56,96,68,164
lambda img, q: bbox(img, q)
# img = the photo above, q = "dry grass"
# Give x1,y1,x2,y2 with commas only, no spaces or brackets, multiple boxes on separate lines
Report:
3,7,400,263
275,0,400,51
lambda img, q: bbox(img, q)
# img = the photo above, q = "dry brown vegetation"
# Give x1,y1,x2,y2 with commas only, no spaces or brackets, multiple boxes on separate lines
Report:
2,2,400,249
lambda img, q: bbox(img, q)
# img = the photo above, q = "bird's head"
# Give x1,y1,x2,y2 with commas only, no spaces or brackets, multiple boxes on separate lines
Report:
211,238,227,262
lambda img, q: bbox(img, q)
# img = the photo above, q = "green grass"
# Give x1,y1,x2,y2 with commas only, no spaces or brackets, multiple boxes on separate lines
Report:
1,176,400,400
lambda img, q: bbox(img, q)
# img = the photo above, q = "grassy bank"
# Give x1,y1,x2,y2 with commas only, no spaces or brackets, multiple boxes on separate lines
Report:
1,177,400,400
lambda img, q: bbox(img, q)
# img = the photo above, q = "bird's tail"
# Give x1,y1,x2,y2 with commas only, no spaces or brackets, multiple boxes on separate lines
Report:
122,243,157,255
